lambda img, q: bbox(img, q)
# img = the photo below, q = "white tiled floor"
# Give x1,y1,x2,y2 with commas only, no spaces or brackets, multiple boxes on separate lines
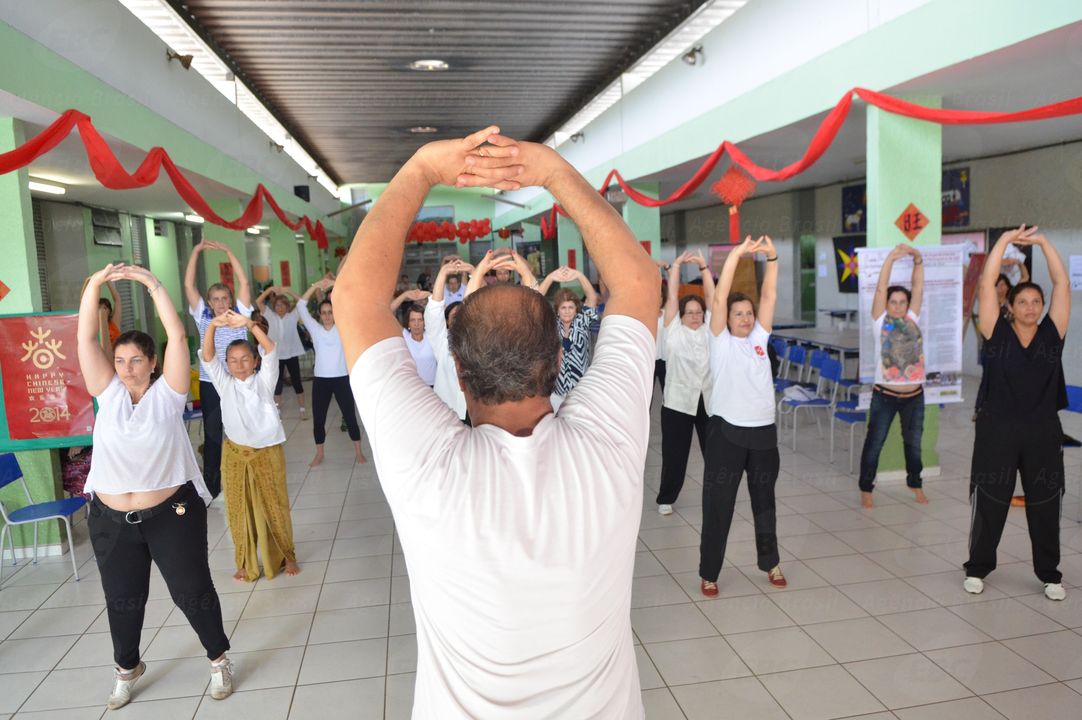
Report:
1,377,1081,718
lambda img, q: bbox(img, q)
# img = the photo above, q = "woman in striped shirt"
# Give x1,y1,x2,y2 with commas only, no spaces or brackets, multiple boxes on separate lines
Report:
539,266,599,411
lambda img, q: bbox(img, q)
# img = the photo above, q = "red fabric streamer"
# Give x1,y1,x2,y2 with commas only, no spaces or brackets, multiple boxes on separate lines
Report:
540,87,1082,239
0,110,329,249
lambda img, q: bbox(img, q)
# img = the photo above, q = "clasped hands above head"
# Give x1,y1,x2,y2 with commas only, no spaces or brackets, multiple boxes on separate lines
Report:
409,126,565,192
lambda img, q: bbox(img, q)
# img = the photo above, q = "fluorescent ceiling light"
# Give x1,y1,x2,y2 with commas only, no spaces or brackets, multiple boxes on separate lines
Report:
119,0,339,198
547,0,746,148
246,227,261,235
28,179,66,195
409,59,449,72
184,214,204,224
409,126,439,134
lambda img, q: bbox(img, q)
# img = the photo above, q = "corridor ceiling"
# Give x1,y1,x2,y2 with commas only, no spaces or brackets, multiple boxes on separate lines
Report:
167,0,714,184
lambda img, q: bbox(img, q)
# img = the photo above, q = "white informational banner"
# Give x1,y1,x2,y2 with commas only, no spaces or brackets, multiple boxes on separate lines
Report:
1070,255,1082,292
856,246,964,408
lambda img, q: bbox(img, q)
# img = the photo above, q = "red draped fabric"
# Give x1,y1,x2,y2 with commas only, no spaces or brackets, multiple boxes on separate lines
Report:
0,110,328,249
540,87,1082,239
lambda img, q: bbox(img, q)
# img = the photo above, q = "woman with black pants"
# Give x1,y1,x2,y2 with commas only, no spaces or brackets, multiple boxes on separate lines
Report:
297,277,366,467
699,236,786,596
78,264,232,709
965,225,1070,602
656,251,714,516
184,240,253,498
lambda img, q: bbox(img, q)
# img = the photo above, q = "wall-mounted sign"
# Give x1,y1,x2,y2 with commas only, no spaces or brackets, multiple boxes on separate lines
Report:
895,203,929,241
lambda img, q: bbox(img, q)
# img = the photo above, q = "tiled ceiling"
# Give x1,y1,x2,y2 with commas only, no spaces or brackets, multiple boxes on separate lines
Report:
168,0,711,184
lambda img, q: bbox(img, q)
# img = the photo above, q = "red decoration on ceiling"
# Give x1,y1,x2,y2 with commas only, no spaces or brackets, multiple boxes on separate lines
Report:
539,87,1082,240
498,227,511,239
0,109,329,249
710,166,757,244
407,217,491,245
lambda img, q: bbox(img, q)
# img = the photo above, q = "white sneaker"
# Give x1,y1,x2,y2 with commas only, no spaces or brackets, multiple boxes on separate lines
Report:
963,577,984,594
107,661,146,710
1044,583,1067,601
209,656,234,700
658,504,673,516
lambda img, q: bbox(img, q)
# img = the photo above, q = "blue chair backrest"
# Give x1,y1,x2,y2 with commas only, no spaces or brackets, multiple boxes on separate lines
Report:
809,350,828,370
820,357,843,383
1067,385,1082,414
770,337,787,358
0,453,22,491
787,344,806,365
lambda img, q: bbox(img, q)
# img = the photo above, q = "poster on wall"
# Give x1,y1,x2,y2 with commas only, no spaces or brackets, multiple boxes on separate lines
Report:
279,260,291,288
0,313,96,445
513,237,545,278
833,235,865,294
962,253,987,334
841,184,866,233
219,262,235,294
941,167,970,227
856,246,964,407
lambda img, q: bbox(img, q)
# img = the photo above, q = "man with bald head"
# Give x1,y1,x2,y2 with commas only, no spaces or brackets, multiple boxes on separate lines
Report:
334,127,659,719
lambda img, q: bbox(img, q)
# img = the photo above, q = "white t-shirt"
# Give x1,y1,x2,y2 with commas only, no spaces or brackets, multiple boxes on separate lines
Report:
201,345,286,449
298,304,348,377
655,313,666,361
189,298,254,382
350,315,653,719
662,313,712,416
403,329,438,386
84,375,211,504
424,297,467,420
709,321,775,427
265,308,306,360
873,310,925,387
444,285,465,305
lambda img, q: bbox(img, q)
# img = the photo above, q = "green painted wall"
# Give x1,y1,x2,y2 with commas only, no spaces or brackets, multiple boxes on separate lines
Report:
201,201,248,292
0,117,63,549
270,221,303,291
0,21,346,239
146,218,182,348
622,183,661,261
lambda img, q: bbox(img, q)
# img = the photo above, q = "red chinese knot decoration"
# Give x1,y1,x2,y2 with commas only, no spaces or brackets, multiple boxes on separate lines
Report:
710,166,757,244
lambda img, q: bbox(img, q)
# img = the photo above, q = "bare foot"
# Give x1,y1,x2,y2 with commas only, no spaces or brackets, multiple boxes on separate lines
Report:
356,451,367,464
911,488,929,504
283,560,301,576
861,491,875,509
233,569,247,581
309,452,324,467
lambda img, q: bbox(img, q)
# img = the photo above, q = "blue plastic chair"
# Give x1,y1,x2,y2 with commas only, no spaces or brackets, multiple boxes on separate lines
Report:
831,408,868,474
0,453,87,585
774,343,807,393
782,357,841,451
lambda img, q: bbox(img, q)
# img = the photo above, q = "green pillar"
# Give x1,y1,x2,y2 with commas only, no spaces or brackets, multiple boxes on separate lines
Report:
622,183,662,263
0,117,64,553
866,97,941,478
146,218,183,349
269,220,303,292
202,200,248,289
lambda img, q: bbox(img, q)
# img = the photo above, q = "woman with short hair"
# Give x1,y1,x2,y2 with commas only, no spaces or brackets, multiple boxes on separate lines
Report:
965,225,1070,601
858,243,928,508
78,263,232,709
656,251,714,516
539,265,599,410
699,236,785,596
256,286,308,417
184,240,253,498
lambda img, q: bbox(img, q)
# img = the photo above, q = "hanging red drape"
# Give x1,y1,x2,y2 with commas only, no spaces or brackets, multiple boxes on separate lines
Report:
0,109,329,249
539,87,1082,239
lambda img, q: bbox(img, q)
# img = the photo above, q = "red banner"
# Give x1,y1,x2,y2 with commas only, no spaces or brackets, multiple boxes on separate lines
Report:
280,260,291,288
963,253,988,333
0,314,95,440
219,262,235,295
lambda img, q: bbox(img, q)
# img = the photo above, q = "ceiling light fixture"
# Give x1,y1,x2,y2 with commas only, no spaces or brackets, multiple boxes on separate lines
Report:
681,45,705,66
184,214,204,224
409,126,439,134
569,132,585,143
166,48,194,69
28,179,66,195
246,227,261,235
547,0,746,147
409,59,449,72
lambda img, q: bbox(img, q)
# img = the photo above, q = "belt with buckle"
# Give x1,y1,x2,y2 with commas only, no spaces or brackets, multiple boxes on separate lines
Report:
94,484,191,525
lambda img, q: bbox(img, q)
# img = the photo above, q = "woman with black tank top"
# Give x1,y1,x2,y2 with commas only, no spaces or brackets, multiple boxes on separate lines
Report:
965,225,1070,602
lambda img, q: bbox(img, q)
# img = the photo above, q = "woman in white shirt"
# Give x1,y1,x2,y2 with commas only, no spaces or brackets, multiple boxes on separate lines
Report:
77,264,233,709
298,278,367,467
425,257,474,421
255,286,308,418
202,311,299,582
700,236,786,597
392,288,438,386
656,251,715,516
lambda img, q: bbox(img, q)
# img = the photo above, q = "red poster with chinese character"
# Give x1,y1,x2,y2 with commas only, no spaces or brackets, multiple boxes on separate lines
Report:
280,260,291,288
0,314,96,440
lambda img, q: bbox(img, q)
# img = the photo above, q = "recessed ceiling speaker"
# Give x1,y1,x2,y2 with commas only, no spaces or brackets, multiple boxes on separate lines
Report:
294,185,310,202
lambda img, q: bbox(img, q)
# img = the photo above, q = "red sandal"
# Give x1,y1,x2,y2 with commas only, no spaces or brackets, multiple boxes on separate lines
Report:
768,566,787,588
700,579,719,597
